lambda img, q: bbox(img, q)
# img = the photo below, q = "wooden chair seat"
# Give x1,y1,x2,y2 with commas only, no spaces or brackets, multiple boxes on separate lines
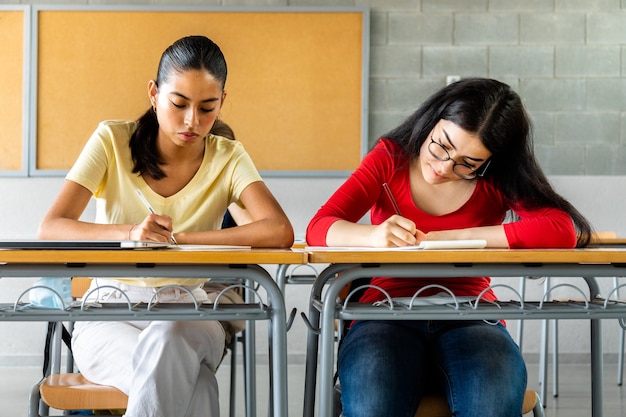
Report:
414,389,540,417
40,373,128,411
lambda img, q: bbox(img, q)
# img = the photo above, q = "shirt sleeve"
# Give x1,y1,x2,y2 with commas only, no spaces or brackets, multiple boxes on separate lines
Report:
66,122,116,195
227,142,263,202
306,141,393,245
503,205,577,248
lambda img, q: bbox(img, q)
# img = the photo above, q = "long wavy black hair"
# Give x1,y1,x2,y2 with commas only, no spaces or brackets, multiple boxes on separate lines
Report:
130,35,228,180
383,77,592,247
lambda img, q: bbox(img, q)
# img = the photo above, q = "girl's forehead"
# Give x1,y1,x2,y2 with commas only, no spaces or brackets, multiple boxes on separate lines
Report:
160,70,223,97
163,69,220,87
435,120,491,159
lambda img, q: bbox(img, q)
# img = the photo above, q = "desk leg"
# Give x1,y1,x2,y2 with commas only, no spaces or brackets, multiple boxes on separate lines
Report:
318,297,338,417
303,263,354,417
317,271,357,417
245,280,257,417
240,265,288,417
582,276,603,417
591,318,603,417
265,276,289,417
275,264,288,294
303,302,320,417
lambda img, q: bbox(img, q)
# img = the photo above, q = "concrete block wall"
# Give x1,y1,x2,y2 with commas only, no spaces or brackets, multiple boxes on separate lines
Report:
363,0,626,175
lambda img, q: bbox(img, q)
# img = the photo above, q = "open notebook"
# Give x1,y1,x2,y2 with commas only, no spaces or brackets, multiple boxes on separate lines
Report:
305,239,488,251
0,240,253,251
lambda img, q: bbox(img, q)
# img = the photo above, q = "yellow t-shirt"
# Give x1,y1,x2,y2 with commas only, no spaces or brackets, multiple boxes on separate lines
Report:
67,120,263,287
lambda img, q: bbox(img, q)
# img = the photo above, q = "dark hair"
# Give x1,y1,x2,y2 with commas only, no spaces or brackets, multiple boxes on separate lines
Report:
210,119,235,140
383,77,592,247
130,35,228,179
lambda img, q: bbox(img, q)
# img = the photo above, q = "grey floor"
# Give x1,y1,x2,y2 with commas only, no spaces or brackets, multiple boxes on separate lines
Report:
2,360,626,417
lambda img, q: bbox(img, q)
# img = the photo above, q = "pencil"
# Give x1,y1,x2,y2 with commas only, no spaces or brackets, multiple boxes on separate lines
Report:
135,189,179,245
382,182,402,216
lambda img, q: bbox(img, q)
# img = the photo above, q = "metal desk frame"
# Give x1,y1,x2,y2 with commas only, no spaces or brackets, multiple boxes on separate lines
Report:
0,248,306,417
303,249,626,417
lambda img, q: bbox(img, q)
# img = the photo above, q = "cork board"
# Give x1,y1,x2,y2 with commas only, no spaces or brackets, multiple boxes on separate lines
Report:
0,9,25,172
34,9,366,174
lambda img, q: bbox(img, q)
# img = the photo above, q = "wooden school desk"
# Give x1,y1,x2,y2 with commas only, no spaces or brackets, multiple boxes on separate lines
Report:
303,248,626,417
0,247,307,417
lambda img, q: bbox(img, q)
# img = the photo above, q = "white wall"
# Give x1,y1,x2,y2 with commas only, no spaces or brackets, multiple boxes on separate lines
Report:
1,175,625,366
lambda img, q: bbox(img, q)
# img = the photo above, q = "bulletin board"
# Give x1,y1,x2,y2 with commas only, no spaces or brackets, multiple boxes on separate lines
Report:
31,7,368,176
0,7,27,173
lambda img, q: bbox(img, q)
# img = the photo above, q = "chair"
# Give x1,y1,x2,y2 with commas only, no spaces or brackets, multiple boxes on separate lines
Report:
28,277,127,417
412,389,543,417
333,381,543,416
29,277,248,417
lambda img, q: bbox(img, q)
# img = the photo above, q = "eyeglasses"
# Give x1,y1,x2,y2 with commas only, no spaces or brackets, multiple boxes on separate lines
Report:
427,136,491,180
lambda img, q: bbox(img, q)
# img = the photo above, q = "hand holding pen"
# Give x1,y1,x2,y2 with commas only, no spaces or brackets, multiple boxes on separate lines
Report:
135,189,179,245
380,182,424,246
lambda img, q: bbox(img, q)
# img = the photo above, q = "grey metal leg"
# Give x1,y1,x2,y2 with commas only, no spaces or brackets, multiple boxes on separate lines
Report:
275,264,288,294
244,280,257,417
539,317,548,406
303,264,354,417
229,334,238,417
615,277,624,386
517,276,526,348
590,318,604,417
532,391,545,417
619,326,625,386
552,319,558,397
583,276,604,417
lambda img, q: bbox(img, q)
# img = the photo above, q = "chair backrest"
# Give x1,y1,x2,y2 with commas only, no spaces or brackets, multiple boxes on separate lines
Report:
71,277,92,298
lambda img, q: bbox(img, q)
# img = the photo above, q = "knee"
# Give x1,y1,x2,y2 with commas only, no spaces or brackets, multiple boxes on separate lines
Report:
141,321,224,352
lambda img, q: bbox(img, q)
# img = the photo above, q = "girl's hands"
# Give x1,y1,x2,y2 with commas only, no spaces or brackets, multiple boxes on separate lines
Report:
370,215,427,247
129,214,175,243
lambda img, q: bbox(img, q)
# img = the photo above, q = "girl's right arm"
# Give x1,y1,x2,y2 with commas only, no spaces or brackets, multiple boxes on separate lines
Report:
37,179,172,242
306,141,422,247
325,216,420,247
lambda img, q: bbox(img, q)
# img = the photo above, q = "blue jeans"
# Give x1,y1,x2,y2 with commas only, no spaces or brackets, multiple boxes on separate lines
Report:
337,320,527,417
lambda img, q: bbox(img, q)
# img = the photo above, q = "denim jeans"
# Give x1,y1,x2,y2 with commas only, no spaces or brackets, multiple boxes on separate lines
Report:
337,320,527,417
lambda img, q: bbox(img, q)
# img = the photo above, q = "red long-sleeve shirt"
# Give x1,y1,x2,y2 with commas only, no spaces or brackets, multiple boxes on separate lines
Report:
306,139,577,303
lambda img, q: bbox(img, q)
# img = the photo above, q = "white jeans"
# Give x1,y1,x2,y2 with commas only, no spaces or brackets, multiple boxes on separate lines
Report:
72,279,225,417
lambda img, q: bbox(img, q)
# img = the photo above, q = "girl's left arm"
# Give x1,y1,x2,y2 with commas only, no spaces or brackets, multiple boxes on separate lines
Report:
425,225,509,248
175,181,294,248
426,207,577,249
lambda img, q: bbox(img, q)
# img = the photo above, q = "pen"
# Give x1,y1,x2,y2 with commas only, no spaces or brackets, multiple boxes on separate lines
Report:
382,182,402,216
135,189,178,245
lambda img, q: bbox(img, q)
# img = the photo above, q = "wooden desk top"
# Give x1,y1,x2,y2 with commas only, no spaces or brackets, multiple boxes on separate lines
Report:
305,247,626,264
0,247,307,265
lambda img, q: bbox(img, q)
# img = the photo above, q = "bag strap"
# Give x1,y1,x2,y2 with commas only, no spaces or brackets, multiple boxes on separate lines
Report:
43,322,72,377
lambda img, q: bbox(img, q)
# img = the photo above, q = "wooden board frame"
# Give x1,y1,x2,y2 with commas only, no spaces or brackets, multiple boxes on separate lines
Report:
0,6,30,175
